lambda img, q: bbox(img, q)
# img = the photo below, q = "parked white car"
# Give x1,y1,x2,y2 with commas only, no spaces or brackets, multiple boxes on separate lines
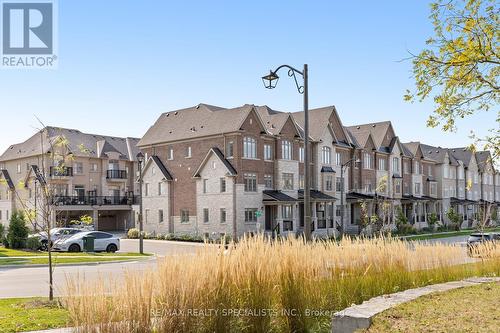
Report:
29,228,84,250
52,231,120,253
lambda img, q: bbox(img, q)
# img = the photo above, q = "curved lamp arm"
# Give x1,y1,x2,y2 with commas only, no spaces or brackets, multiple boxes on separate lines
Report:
263,64,305,94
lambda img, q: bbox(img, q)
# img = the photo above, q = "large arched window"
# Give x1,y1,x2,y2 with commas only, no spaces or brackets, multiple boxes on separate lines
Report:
243,137,256,158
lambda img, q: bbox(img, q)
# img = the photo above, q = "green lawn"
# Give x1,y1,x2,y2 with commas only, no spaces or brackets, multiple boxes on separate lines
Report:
0,256,145,266
0,298,70,333
0,246,151,257
403,227,500,241
364,282,500,332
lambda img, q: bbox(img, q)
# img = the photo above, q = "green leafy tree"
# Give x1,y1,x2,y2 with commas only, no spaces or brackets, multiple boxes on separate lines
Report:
405,0,499,159
446,208,462,230
6,211,29,249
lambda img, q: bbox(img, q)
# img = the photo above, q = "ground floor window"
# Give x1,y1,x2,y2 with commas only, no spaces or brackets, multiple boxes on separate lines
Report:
158,209,164,223
245,208,257,222
203,208,209,223
220,208,226,223
180,209,189,223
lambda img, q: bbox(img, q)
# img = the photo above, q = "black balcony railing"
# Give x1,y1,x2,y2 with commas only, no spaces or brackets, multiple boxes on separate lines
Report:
49,166,73,177
106,170,127,179
51,195,138,206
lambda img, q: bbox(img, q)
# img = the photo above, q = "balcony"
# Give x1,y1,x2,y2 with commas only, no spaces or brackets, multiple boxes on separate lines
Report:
51,195,139,206
106,170,127,180
49,166,73,177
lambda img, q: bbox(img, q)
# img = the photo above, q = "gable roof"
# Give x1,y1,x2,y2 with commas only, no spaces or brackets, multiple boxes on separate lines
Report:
475,151,493,172
417,143,459,165
0,127,140,162
139,104,269,147
346,121,393,152
0,169,14,189
292,106,349,144
193,147,237,178
144,155,173,181
448,148,475,167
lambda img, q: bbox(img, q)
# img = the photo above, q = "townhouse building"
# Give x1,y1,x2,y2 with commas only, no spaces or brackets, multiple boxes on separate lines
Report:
136,103,356,239
0,127,140,231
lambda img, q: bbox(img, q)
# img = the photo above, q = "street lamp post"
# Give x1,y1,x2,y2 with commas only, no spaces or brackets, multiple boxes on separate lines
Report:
262,64,311,241
136,152,144,254
340,157,360,234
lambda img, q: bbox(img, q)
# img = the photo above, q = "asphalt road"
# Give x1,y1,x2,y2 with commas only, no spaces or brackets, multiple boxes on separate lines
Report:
0,239,203,299
0,237,468,299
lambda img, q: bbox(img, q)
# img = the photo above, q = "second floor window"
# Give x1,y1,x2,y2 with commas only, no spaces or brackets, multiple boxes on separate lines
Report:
244,173,257,192
336,152,342,166
220,178,226,192
281,140,292,160
264,174,273,189
336,177,342,192
282,173,294,190
392,157,399,173
404,161,410,174
414,182,421,195
185,146,192,158
322,147,331,165
395,179,401,194
363,153,373,169
263,144,272,160
243,137,256,159
414,161,420,174
325,175,333,191
203,179,208,193
428,165,433,176
74,162,83,174
378,158,386,171
299,146,304,162
299,175,304,189
144,183,150,196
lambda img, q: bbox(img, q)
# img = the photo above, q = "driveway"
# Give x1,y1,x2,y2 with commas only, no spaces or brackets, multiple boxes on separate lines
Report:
419,235,468,246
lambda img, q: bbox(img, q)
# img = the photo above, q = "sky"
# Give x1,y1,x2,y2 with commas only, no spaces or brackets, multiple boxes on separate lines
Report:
0,0,495,154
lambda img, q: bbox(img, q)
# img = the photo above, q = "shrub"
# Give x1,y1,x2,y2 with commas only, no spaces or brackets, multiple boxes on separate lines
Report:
127,228,140,239
6,211,29,249
428,213,438,230
0,223,5,240
26,236,42,251
446,208,462,231
395,223,416,235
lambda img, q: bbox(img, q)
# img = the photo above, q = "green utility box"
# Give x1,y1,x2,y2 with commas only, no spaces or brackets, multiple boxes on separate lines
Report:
83,235,95,252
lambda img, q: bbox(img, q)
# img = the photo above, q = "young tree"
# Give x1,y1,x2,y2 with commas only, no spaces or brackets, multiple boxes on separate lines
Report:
6,211,29,249
405,0,499,158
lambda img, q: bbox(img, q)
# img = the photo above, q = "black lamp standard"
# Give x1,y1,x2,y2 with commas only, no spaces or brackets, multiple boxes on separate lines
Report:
136,152,144,254
262,64,311,241
340,157,360,234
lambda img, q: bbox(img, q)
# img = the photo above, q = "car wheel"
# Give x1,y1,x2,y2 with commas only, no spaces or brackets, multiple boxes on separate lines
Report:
68,244,81,252
106,244,118,253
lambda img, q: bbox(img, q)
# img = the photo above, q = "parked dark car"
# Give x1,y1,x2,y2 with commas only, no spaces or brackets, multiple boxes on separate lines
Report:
467,233,500,256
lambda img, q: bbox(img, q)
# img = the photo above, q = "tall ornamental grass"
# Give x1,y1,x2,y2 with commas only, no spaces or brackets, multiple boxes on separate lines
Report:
65,236,500,333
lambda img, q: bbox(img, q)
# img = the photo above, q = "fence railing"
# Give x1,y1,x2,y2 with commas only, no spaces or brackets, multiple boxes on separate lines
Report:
51,195,138,206
106,170,127,179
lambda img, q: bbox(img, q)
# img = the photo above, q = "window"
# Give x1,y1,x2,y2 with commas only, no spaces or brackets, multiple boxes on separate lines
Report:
144,183,150,196
299,175,304,189
474,172,478,184
243,137,257,158
158,182,165,196
282,173,294,190
325,175,333,191
245,208,258,222
378,158,386,171
16,163,21,173
363,153,372,169
244,173,257,192
444,164,449,179
364,182,372,192
90,163,98,172
336,177,342,192
395,179,401,194
203,208,209,223
168,148,174,160
226,141,234,158
404,161,409,174
180,209,189,223
74,162,83,175
336,152,342,166
282,205,292,219
145,209,150,223
392,157,400,173
158,209,164,223
336,205,341,217
430,183,437,197
203,179,208,193
299,147,304,162
185,146,192,158
322,147,331,164
220,208,226,223
428,165,433,176
264,174,273,189
264,144,272,160
458,168,464,180
220,178,226,192
414,182,421,195
414,161,420,174
281,140,292,160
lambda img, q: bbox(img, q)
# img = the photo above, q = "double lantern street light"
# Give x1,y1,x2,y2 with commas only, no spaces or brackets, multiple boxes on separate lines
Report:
136,152,145,254
262,64,312,241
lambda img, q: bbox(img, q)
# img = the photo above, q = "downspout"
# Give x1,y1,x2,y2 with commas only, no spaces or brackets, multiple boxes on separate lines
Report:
232,175,237,240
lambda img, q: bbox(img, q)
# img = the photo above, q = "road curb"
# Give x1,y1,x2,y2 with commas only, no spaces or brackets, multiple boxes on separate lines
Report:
331,276,500,332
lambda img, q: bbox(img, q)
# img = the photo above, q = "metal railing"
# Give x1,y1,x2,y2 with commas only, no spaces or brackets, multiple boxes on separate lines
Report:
106,170,127,179
51,195,138,206
49,166,73,177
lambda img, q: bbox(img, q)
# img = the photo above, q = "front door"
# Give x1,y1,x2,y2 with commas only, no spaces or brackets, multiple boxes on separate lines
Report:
265,206,276,231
